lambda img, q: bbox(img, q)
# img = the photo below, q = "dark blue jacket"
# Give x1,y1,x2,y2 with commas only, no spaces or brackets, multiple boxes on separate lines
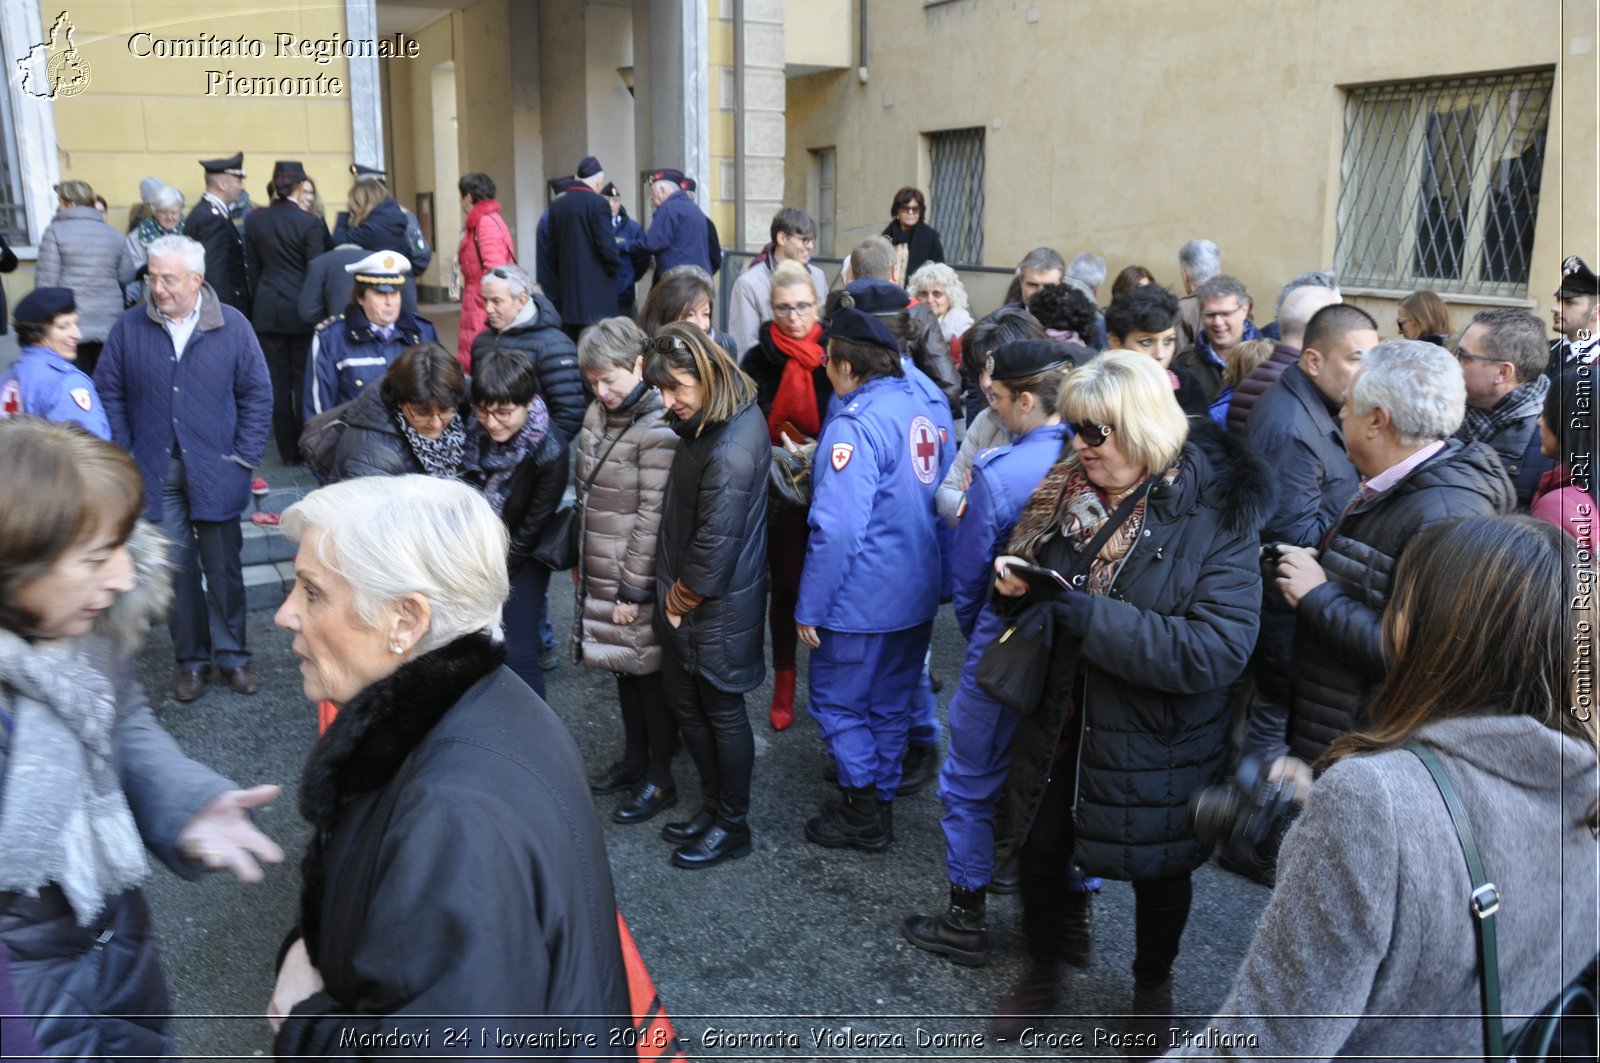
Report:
799,374,942,633
331,197,428,273
0,345,111,439
610,211,648,301
306,305,437,418
95,286,272,522
1245,362,1360,548
629,190,711,277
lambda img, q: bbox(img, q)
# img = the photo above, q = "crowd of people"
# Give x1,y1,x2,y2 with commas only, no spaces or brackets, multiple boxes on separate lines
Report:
1,155,1596,1061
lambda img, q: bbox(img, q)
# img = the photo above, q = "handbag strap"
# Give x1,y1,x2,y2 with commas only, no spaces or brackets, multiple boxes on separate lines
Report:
1063,477,1155,586
1403,739,1507,1061
578,419,633,501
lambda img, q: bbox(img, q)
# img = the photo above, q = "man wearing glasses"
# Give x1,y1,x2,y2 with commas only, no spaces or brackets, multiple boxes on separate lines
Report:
1174,274,1262,402
1453,308,1554,508
727,207,828,357
304,252,437,418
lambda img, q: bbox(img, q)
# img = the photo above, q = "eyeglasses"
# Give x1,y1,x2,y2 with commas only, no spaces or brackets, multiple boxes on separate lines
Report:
401,403,457,426
650,334,692,356
1202,304,1246,321
896,204,923,215
772,302,816,317
1070,422,1114,447
472,403,523,425
1453,347,1505,365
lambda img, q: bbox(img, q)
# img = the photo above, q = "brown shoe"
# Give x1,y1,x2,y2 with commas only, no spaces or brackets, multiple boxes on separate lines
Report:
175,668,208,702
219,665,261,695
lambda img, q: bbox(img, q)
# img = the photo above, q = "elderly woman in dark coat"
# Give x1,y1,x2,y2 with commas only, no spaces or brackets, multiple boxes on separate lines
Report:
988,351,1269,1052
644,322,770,869
268,474,628,1053
327,342,468,482
0,419,282,1059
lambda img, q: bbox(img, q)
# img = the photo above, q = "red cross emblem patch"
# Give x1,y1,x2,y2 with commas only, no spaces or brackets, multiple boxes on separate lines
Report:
70,387,93,412
0,378,20,417
909,415,938,485
830,442,854,471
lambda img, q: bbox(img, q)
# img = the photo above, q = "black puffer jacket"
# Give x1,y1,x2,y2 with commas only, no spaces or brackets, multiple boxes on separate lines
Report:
999,422,1272,881
276,635,628,1057
469,292,587,446
653,401,771,693
1289,440,1516,761
328,384,443,482
464,421,569,575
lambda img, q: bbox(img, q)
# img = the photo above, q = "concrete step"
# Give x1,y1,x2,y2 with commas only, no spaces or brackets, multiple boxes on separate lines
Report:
243,558,295,613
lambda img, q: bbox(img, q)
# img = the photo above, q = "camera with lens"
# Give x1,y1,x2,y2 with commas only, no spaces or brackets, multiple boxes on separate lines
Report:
1190,755,1300,884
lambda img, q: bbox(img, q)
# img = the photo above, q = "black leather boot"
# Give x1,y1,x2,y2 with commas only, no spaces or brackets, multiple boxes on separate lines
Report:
989,962,1061,1040
669,817,752,869
660,806,716,844
902,885,989,966
896,742,939,795
1061,890,1094,967
804,787,889,852
1127,976,1173,1062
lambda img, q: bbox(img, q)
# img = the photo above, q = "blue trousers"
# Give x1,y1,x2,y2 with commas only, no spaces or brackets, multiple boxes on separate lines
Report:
808,622,934,801
937,656,1019,890
162,454,248,670
908,646,942,747
504,562,550,697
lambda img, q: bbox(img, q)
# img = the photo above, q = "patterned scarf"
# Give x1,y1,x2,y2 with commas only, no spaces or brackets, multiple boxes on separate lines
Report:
467,397,551,515
1461,375,1549,444
134,215,180,247
394,408,467,479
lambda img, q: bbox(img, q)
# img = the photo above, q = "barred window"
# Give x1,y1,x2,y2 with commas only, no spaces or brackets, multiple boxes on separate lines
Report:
928,127,984,264
1334,69,1552,298
0,24,31,244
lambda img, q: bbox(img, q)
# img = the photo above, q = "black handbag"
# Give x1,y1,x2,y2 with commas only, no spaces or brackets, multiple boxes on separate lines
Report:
1405,739,1599,1062
531,422,629,571
974,480,1152,714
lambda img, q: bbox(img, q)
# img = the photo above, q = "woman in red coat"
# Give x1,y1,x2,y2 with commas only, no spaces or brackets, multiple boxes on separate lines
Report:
456,172,516,363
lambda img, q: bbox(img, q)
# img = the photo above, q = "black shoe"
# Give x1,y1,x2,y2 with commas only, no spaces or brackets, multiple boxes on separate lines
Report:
1061,890,1094,968
896,742,939,796
613,783,678,824
588,762,645,796
989,856,1021,895
661,807,717,844
670,821,751,868
804,788,890,852
990,962,1061,1041
902,885,988,966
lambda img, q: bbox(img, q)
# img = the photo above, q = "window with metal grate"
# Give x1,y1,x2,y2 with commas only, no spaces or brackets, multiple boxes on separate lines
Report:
1334,69,1553,298
928,127,985,265
0,25,29,246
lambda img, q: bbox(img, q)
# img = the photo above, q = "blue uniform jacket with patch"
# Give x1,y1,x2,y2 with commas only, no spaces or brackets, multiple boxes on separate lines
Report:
305,306,437,418
0,345,111,439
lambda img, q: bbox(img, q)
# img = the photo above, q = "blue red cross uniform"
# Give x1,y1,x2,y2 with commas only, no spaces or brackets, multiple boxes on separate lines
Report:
799,372,945,799
939,421,1067,888
0,345,111,440
901,357,956,749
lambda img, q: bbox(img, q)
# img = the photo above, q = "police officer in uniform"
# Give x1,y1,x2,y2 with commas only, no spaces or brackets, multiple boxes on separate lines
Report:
305,251,438,418
901,339,1086,966
1549,255,1600,375
797,303,942,852
183,153,251,313
0,287,109,438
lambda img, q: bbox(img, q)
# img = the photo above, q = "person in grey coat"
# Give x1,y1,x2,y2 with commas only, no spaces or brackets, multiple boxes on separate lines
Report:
0,419,282,1060
34,179,138,377
1166,516,1598,1061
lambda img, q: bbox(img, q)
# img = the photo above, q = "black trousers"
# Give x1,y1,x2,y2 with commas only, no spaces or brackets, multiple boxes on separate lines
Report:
617,671,678,788
161,453,248,670
75,340,103,380
1239,600,1298,763
259,332,310,463
1019,745,1193,986
659,652,753,821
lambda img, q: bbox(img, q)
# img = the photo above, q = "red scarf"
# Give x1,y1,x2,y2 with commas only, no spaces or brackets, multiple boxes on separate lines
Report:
766,322,825,442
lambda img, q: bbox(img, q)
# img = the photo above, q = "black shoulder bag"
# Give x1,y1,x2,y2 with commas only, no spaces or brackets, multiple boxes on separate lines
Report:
531,423,629,571
1405,739,1598,1063
975,480,1152,714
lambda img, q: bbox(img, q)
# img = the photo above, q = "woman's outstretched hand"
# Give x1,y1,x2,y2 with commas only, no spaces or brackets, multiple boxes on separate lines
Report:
177,785,285,883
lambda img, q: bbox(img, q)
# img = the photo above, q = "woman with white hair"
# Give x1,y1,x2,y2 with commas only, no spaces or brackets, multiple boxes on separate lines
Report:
267,474,628,1053
908,262,974,350
124,179,185,305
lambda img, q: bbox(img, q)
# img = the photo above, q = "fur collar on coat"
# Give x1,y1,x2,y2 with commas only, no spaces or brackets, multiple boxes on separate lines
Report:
90,521,172,655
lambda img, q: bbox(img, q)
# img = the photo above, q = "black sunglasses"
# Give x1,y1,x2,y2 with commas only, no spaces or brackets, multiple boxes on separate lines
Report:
650,334,692,356
1071,421,1114,447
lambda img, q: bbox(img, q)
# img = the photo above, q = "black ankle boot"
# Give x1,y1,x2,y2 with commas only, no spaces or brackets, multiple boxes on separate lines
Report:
1127,976,1173,1062
902,885,988,966
896,742,939,795
669,818,752,869
804,787,889,852
660,806,716,844
989,961,1061,1040
1061,890,1094,967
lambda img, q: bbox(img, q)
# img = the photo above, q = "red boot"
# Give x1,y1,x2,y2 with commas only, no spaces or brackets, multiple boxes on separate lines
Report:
769,668,796,731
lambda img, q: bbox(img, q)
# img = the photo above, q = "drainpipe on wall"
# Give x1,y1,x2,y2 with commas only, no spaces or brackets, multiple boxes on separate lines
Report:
857,0,868,84
733,0,745,249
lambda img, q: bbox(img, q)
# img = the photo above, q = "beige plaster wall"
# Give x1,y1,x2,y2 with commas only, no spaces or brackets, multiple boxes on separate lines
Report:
785,0,1592,334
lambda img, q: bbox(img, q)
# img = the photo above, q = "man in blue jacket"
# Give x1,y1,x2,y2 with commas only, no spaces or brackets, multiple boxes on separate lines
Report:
95,234,272,702
628,168,712,281
0,287,110,438
797,305,942,851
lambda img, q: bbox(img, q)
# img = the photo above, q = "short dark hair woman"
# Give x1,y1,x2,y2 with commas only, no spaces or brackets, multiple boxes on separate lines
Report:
0,418,282,1058
1171,516,1598,1059
988,351,1270,1041
329,342,468,482
462,347,568,696
882,185,945,280
641,322,770,868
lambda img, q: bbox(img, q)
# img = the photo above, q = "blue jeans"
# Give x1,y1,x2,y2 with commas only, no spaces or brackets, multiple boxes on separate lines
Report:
504,563,551,697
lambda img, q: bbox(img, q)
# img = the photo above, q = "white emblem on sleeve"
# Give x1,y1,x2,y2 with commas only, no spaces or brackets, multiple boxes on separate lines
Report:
909,415,938,485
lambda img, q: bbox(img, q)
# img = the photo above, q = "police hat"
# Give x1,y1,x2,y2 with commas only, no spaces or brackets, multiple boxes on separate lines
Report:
829,305,898,351
200,152,246,177
679,175,697,193
350,162,387,181
1556,256,1600,299
549,176,581,196
986,339,1075,382
647,167,685,186
14,287,76,326
600,181,621,197
577,155,604,179
271,161,309,195
845,278,910,316
344,251,412,292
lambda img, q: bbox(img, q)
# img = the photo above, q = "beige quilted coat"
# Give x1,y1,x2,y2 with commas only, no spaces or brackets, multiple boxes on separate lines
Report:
572,389,679,674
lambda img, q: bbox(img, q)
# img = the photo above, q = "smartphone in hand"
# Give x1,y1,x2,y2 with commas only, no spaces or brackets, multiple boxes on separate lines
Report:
1003,560,1071,592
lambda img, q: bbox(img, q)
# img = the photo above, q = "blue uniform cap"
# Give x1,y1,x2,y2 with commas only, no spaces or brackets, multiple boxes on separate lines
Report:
845,278,910,315
829,305,898,351
14,287,75,326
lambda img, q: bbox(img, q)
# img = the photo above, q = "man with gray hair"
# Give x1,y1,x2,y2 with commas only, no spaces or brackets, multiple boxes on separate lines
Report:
1453,307,1555,507
1275,339,1514,762
1261,270,1338,341
468,263,585,445
1066,252,1106,297
1175,274,1261,401
1176,239,1221,347
1007,247,1067,306
95,233,272,702
626,167,712,281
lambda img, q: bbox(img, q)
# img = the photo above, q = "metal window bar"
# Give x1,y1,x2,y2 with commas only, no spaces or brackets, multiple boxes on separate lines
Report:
0,23,30,245
928,127,984,264
1334,69,1552,297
